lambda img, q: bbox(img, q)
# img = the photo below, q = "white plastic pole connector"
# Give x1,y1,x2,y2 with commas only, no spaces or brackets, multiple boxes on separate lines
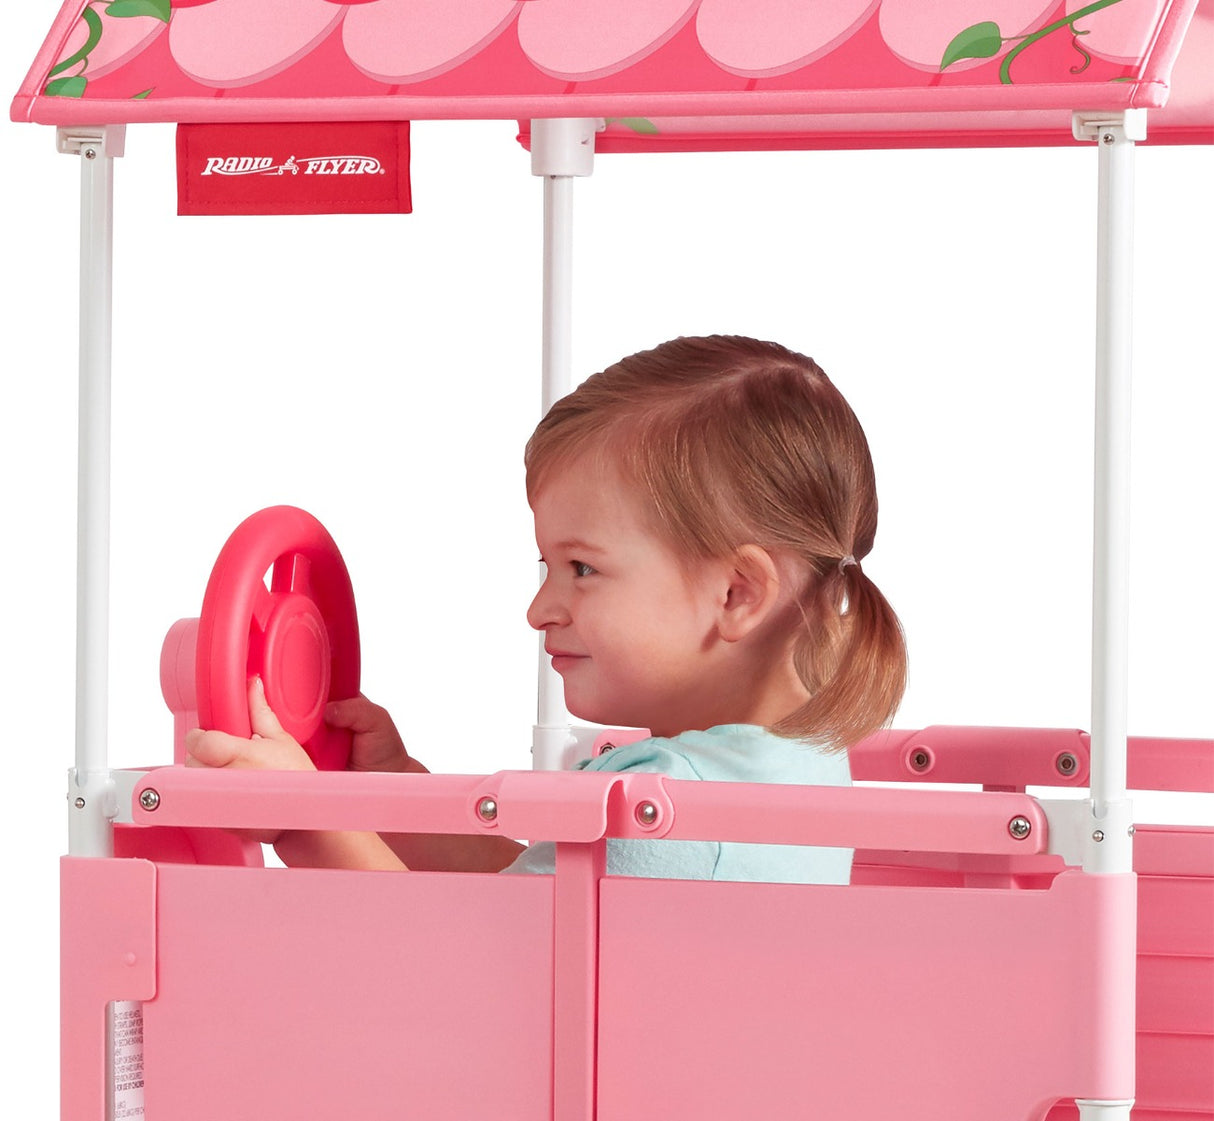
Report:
1076,1101,1135,1121
1072,109,1144,875
531,120,599,771
58,125,125,856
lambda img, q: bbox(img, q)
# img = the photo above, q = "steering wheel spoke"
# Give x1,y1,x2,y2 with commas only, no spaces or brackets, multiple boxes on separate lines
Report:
250,581,274,631
271,551,314,600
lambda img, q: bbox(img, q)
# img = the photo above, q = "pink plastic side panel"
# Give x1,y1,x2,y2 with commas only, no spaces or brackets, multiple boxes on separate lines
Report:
1135,824,1214,877
61,857,157,1121
113,822,263,866
1137,1034,1214,1114
1138,955,1214,1034
142,864,554,1121
597,870,1136,1120
553,841,608,1121
1135,825,1214,1120
1139,874,1214,956
851,825,1214,1120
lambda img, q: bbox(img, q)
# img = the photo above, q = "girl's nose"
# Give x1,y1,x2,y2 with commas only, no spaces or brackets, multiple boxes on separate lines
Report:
527,571,569,631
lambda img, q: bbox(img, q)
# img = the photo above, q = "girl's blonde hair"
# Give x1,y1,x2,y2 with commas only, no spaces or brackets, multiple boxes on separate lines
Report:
525,335,907,750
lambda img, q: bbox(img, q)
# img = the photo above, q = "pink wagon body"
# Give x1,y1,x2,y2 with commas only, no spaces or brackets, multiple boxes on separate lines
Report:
54,731,1212,1120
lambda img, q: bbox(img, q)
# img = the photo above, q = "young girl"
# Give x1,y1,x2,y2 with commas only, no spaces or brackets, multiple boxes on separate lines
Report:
187,335,907,881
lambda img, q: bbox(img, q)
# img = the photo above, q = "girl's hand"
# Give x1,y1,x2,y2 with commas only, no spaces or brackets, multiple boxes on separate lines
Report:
185,676,315,773
183,676,313,845
324,695,428,774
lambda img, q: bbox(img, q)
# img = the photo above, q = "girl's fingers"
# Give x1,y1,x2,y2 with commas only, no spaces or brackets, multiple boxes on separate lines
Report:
184,727,245,769
324,694,387,732
247,676,287,740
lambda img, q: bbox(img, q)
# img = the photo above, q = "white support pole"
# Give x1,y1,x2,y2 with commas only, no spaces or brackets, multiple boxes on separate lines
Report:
530,119,599,771
1073,109,1144,876
1068,107,1144,1121
58,125,125,857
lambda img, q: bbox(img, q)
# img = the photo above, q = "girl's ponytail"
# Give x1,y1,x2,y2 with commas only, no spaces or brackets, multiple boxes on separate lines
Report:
776,562,907,751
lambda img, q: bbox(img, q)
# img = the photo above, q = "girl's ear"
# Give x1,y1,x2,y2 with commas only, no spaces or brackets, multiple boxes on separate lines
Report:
716,544,784,643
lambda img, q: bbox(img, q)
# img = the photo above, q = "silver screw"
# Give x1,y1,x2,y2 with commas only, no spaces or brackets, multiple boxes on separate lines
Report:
1101,132,1116,144
1056,753,1078,776
84,147,97,160
74,797,86,809
1128,824,1136,837
139,788,160,812
476,796,498,822
1092,829,1105,843
635,801,659,827
1008,816,1032,840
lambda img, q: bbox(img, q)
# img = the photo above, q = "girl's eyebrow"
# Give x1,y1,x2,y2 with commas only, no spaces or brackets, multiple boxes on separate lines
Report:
551,538,606,555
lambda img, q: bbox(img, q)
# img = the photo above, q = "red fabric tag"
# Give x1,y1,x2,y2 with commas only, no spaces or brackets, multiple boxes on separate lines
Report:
176,122,411,216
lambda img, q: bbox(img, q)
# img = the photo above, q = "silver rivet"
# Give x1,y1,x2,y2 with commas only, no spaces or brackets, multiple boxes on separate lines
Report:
1128,825,1136,837
74,797,86,809
599,743,615,752
636,801,659,827
84,147,97,160
1056,753,1078,776
1008,816,1032,840
1092,829,1105,843
1101,132,1115,144
909,749,932,773
476,796,498,822
139,789,160,812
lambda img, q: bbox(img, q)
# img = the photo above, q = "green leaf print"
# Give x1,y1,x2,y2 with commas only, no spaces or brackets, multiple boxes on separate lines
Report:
619,118,659,135
46,75,88,98
48,6,103,77
105,0,171,22
940,21,1004,71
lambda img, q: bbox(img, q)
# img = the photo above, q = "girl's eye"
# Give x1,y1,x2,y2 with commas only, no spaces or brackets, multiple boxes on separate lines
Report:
572,561,596,578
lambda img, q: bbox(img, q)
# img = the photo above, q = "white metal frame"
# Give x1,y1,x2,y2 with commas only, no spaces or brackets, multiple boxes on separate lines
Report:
1072,106,1145,1121
529,117,600,771
59,123,124,860
1075,108,1147,880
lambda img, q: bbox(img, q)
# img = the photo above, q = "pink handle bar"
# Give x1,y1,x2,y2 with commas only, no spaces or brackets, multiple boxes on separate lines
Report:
131,767,1049,857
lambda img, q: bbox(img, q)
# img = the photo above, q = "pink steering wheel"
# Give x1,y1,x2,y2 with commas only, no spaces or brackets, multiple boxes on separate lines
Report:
195,506,360,771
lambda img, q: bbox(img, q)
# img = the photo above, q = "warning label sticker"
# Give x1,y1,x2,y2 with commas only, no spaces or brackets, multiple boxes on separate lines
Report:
110,1001,145,1120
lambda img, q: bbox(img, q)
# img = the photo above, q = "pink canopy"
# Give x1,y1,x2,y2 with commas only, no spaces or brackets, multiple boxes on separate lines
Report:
11,0,1213,148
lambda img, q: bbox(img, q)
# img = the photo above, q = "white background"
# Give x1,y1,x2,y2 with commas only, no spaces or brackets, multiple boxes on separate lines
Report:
2,4,1211,1114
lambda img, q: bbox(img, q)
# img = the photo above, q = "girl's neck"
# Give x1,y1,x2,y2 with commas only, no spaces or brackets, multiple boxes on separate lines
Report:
647,643,810,739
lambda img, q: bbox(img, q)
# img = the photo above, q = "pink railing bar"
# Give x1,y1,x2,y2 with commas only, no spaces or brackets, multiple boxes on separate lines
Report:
1126,736,1214,793
850,725,1091,786
850,726,1213,793
132,767,1049,856
655,779,1048,855
132,768,485,834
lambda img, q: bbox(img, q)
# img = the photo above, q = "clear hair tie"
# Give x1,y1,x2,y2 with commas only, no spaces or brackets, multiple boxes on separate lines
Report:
838,554,858,573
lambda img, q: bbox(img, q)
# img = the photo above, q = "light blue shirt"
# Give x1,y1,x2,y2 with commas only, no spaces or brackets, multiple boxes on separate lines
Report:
502,724,852,884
